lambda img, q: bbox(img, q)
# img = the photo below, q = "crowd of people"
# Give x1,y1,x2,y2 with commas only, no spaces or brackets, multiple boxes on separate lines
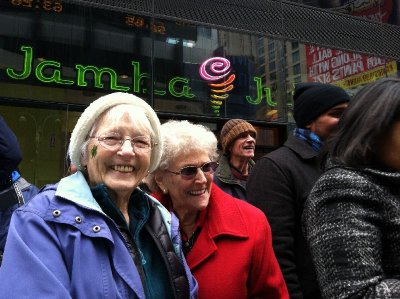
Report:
0,77,399,298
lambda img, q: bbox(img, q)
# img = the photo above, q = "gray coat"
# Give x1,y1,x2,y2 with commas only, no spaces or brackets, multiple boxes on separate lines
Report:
303,164,400,299
247,135,322,299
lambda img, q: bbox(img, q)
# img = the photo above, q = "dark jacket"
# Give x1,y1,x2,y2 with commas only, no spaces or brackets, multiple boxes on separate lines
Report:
304,164,400,299
0,116,22,189
214,154,254,201
0,178,39,254
247,135,322,299
0,116,38,261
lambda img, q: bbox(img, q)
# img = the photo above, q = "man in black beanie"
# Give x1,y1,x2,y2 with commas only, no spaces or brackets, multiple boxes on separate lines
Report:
247,83,350,299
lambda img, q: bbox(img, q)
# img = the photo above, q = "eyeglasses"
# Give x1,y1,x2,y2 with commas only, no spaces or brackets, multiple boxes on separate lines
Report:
90,132,153,154
166,161,219,180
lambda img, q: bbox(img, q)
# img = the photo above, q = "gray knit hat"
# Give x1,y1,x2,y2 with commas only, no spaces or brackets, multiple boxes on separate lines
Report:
68,92,162,172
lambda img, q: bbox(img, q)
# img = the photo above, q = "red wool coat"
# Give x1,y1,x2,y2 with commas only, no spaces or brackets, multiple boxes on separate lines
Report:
153,183,289,299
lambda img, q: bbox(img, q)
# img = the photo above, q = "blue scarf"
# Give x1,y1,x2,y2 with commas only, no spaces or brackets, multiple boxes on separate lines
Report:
11,170,21,183
293,128,322,152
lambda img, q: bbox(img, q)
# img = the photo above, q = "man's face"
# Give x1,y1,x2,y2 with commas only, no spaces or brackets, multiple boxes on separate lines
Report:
306,102,348,140
229,131,256,160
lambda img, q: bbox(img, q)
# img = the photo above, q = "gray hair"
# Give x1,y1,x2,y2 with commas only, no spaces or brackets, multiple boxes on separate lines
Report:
145,120,218,192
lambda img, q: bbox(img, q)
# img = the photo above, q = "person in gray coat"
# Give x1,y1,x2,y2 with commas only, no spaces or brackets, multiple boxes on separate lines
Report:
247,83,350,299
304,78,400,299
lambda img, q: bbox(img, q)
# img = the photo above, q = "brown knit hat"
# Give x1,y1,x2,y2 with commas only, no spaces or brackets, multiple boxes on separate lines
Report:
220,119,256,154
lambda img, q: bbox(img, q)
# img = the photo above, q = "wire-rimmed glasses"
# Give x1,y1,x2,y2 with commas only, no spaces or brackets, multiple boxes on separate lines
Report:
90,132,153,154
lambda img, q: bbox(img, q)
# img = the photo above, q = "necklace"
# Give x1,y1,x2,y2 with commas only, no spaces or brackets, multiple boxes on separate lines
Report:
182,229,200,255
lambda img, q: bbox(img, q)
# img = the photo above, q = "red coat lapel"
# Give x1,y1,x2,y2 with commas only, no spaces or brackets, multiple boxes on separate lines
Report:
186,183,249,269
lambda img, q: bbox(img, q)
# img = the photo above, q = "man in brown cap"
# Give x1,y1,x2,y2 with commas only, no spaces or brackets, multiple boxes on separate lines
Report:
214,119,256,201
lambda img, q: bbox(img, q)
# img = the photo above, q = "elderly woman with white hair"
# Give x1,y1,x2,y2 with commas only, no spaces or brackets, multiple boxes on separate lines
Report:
0,93,198,299
147,120,289,299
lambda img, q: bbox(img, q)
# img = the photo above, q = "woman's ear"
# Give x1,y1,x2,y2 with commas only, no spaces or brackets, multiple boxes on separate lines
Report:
154,172,167,193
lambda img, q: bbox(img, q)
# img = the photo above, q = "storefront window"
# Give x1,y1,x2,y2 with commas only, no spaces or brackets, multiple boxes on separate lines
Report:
0,104,80,186
1,1,397,186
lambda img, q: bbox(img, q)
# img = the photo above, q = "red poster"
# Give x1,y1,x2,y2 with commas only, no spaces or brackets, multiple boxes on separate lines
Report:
305,45,395,88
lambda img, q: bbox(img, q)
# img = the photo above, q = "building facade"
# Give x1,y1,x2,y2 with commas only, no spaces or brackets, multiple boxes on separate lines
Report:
0,0,399,187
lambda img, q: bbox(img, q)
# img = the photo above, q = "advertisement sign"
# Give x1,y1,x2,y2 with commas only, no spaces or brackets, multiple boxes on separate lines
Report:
305,45,397,89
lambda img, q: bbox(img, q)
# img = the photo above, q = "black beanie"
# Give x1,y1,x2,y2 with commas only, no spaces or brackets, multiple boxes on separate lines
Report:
293,83,350,128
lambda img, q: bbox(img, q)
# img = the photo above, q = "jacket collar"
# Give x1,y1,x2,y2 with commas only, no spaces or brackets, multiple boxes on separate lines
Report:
326,159,400,184
284,134,320,160
55,171,173,238
206,183,249,238
153,183,249,239
56,171,103,212
216,154,255,183
186,183,248,269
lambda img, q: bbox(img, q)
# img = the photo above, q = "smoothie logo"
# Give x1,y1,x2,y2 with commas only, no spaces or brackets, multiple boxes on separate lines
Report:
199,57,236,116
5,45,276,115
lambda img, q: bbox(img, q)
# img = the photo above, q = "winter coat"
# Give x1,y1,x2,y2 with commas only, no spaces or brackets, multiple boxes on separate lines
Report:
154,183,289,299
0,116,38,260
303,163,400,299
0,177,39,254
0,116,22,187
246,135,322,299
213,154,254,201
0,171,198,298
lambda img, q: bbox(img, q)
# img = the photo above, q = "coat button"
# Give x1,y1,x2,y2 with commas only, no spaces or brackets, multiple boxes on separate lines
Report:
52,210,61,217
92,225,101,233
75,216,82,224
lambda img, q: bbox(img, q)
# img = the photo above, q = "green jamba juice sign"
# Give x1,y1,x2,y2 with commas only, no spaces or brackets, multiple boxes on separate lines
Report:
5,45,277,114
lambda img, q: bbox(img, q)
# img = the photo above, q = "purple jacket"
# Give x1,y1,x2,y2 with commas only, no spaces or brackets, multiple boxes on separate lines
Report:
0,172,198,298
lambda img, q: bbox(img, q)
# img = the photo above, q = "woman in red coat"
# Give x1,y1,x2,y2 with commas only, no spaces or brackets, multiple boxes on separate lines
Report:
147,120,289,299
